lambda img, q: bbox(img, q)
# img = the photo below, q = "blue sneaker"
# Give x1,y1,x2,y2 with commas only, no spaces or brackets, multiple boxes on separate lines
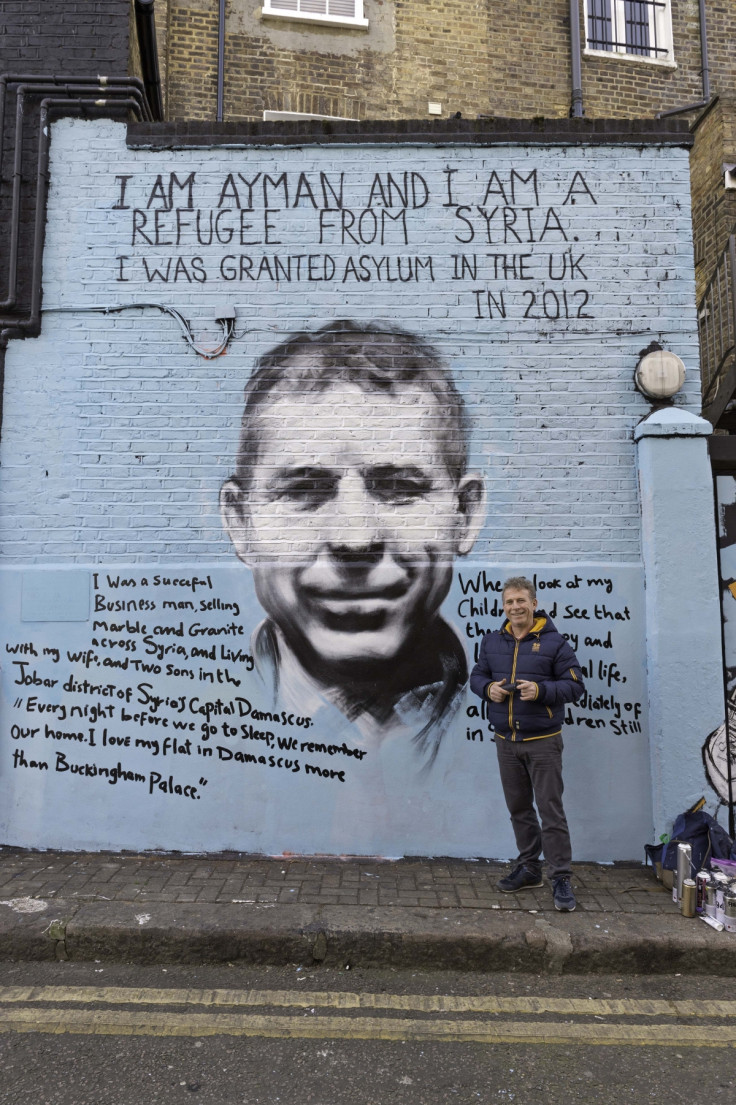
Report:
553,876,576,912
497,864,544,893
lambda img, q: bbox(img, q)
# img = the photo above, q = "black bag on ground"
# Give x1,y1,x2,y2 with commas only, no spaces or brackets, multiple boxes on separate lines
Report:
645,804,734,875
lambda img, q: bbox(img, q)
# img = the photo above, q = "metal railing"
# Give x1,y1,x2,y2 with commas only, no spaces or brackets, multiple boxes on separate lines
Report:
700,235,736,425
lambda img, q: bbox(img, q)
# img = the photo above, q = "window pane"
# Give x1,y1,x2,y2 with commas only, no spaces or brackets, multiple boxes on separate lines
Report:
624,1,651,56
269,0,300,11
588,0,613,52
329,0,357,16
300,1,329,14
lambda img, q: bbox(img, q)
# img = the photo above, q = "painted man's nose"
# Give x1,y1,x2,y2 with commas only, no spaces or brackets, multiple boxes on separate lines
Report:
328,522,384,565
326,476,385,556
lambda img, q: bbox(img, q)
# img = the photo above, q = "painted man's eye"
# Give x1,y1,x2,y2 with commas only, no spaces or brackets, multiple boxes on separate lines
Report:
272,470,338,510
365,471,433,503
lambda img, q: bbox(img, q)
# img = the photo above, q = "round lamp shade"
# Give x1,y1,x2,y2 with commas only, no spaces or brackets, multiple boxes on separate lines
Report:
635,349,686,400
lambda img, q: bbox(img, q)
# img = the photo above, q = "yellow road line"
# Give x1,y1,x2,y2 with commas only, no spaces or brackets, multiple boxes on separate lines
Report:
1,986,735,1019
1,1007,735,1046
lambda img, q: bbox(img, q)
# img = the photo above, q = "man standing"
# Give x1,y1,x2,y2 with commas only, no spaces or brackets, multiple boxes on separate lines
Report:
470,576,584,911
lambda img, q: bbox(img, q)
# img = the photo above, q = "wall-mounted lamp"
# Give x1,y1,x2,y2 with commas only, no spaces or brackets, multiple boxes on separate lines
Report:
634,347,686,401
724,164,736,191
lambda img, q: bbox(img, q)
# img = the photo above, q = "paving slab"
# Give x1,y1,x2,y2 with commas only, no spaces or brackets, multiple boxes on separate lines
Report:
0,849,733,974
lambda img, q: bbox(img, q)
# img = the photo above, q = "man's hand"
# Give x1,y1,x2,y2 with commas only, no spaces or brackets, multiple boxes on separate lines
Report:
488,681,511,702
517,680,538,701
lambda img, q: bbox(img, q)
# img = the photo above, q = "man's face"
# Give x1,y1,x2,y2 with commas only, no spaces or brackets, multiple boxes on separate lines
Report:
223,380,483,673
502,587,538,636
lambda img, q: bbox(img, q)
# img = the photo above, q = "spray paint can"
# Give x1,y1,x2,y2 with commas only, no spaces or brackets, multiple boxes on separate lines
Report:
705,878,718,919
674,843,691,904
681,879,696,918
715,873,730,925
695,870,709,914
724,892,736,934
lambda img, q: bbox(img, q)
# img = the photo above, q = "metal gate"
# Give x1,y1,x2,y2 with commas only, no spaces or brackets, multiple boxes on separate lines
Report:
709,438,736,836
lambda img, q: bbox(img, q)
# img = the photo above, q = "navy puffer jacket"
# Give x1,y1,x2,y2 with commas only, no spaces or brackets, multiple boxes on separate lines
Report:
469,611,584,740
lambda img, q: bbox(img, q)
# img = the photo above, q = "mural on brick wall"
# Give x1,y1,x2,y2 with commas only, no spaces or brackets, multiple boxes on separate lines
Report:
0,120,703,857
219,321,486,769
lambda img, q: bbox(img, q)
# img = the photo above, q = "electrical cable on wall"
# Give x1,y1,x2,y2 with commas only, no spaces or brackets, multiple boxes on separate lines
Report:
42,302,237,358
42,306,668,349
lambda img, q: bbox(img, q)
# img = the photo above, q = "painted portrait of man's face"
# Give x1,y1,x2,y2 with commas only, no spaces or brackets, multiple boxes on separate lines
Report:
224,378,482,673
221,322,485,739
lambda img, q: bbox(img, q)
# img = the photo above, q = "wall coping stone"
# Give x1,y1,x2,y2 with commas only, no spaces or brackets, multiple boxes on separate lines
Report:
634,407,712,440
126,116,694,149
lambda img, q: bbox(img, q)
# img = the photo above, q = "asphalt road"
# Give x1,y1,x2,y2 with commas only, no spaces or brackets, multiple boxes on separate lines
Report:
1,960,735,1105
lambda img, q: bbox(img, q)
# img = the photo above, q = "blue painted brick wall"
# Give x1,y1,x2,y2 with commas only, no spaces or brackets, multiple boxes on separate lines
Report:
0,119,700,565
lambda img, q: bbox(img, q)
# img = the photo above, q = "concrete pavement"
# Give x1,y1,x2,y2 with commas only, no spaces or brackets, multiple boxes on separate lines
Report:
1,850,734,974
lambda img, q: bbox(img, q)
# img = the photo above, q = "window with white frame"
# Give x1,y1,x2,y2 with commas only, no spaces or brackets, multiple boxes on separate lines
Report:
585,1,674,63
262,1,368,28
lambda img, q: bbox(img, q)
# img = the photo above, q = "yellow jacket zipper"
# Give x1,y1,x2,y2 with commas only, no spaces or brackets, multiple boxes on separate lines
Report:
509,637,520,739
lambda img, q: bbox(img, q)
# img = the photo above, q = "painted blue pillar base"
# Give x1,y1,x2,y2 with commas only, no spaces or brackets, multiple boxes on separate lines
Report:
635,408,724,837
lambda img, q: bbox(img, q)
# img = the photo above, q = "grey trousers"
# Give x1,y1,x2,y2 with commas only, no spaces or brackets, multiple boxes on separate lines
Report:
495,733,572,881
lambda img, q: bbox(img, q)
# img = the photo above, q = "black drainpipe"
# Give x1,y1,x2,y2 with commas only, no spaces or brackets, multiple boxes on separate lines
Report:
569,0,584,118
134,0,164,121
0,75,150,315
217,0,226,123
657,0,711,119
0,90,145,443
0,91,145,337
699,0,711,102
0,77,150,313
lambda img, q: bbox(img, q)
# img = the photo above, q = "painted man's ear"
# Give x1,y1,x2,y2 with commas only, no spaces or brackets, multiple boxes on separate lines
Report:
455,473,486,555
220,478,252,564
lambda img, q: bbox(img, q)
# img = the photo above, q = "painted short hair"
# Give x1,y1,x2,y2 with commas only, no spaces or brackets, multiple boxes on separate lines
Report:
501,576,536,600
232,320,469,491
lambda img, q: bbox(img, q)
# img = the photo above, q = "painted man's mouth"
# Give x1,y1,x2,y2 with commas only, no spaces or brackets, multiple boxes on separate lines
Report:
318,608,388,633
303,583,410,617
304,581,409,602
302,584,411,632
